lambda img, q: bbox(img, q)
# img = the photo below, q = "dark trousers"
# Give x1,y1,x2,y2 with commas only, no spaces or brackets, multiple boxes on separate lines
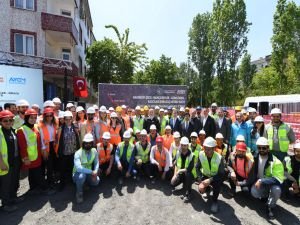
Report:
28,166,45,190
59,154,74,185
228,173,249,190
150,164,172,180
202,176,223,201
135,162,152,177
0,157,21,205
116,160,136,177
171,171,194,194
42,142,57,185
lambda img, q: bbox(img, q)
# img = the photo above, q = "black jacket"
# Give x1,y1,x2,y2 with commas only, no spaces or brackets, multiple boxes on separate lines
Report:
58,123,80,156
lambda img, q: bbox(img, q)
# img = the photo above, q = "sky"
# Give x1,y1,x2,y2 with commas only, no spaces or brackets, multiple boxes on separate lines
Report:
89,0,300,65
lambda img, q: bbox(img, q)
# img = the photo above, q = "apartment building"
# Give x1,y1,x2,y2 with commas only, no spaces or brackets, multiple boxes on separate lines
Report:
0,0,96,104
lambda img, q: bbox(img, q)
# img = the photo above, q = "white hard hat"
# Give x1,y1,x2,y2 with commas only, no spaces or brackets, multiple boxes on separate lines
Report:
165,125,171,130
76,106,84,113
43,100,55,108
140,129,147,135
180,136,189,145
211,103,218,107
215,133,224,139
87,107,95,114
128,128,133,133
256,137,269,146
293,142,300,149
121,105,127,109
155,106,160,110
159,108,164,112
123,130,131,139
102,132,111,140
203,137,217,148
66,102,74,108
109,107,114,111
150,124,157,130
199,129,206,135
135,129,141,134
248,107,256,113
135,106,141,110
83,133,94,142
58,111,65,118
270,108,281,115
93,104,99,110
236,135,245,142
179,107,185,112
52,97,61,104
164,110,168,113
254,116,264,122
32,104,39,109
190,132,198,138
64,111,73,118
17,99,30,107
173,131,181,138
110,112,117,118
106,110,110,114
99,105,107,113
241,109,247,114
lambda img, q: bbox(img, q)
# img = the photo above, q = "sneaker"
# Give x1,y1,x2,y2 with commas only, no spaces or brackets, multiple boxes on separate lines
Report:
211,201,219,214
267,206,275,220
76,192,83,204
183,194,192,203
2,205,18,213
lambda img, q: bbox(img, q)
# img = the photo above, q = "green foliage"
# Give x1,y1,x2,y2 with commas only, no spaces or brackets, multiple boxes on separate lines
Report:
239,53,256,96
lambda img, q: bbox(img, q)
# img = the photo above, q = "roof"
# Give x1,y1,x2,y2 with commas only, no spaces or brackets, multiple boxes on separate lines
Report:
244,94,300,106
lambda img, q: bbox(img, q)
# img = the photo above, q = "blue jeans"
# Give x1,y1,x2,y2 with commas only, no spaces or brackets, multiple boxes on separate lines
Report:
251,184,281,208
73,172,100,193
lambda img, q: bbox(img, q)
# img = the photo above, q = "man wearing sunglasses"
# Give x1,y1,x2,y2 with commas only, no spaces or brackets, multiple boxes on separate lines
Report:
265,108,295,161
249,137,284,219
13,99,29,130
0,110,21,212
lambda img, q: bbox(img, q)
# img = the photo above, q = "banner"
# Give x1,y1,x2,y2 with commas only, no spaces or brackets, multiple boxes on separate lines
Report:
98,83,187,108
73,76,88,98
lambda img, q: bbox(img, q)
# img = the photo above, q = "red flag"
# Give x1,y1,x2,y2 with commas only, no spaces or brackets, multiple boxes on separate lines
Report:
73,76,88,98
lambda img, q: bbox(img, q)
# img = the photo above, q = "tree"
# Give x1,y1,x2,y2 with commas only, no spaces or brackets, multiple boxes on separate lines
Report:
211,0,251,106
239,53,256,96
188,12,215,107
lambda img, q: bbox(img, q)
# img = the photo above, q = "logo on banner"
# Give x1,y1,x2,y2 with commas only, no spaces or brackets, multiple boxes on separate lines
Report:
9,77,26,84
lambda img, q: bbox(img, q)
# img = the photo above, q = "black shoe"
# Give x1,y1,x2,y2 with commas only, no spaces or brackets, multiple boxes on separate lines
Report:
12,196,25,204
228,189,236,198
118,177,123,185
2,205,18,213
183,193,192,203
267,206,275,219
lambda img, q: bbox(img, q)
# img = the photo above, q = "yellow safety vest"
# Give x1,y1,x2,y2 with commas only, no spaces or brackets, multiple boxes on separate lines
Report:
176,151,194,169
267,123,290,152
199,151,222,177
73,148,97,173
135,142,151,163
119,142,134,163
0,128,9,176
18,125,38,161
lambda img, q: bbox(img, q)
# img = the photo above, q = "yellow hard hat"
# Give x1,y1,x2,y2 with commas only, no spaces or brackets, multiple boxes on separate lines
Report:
116,106,122,113
144,105,149,111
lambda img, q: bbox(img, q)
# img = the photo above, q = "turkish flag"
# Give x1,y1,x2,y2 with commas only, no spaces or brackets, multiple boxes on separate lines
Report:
73,76,88,98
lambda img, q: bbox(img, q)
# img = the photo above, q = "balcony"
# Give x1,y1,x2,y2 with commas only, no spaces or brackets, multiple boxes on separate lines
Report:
43,59,79,77
41,12,78,44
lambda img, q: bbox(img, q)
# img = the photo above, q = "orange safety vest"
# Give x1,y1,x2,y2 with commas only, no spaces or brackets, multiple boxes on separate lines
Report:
39,122,56,153
109,124,122,145
85,120,94,133
122,114,131,130
154,147,168,167
230,154,253,179
54,128,61,154
99,119,109,139
97,142,113,164
162,134,174,150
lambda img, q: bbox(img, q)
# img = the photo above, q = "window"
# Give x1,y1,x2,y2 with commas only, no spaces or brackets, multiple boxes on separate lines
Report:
14,33,34,55
79,25,82,45
79,56,82,74
61,9,71,17
15,0,34,10
62,48,71,61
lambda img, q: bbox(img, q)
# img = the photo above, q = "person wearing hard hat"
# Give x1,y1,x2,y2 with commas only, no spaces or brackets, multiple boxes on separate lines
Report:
38,108,58,189
56,110,80,191
159,108,169,135
75,106,86,130
197,130,206,147
154,106,160,117
215,133,229,161
169,109,181,133
13,99,29,129
230,112,250,149
189,132,202,181
248,137,284,219
108,112,123,150
73,133,99,203
196,137,225,213
0,110,22,212
31,104,40,116
150,136,171,181
209,103,219,121
147,124,159,148
227,142,253,197
282,143,300,198
143,108,160,134
143,105,149,118
265,108,295,161
169,131,181,167
97,106,109,142
93,105,99,121
96,131,114,177
58,111,65,127
178,107,185,121
115,131,136,184
135,129,141,142
215,108,231,144
171,136,195,202
162,125,174,150
121,105,131,130
133,106,144,136
80,107,99,145
52,97,62,117
250,116,266,156
127,128,135,144
134,129,152,178
65,103,76,120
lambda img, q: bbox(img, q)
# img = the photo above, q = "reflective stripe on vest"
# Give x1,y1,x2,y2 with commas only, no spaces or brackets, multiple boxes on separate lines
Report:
133,117,144,134
189,144,201,178
265,155,285,183
199,151,221,177
0,129,9,176
97,143,113,164
119,142,134,163
176,151,193,169
267,123,290,152
110,125,121,145
135,142,151,163
154,147,167,167
39,123,56,153
19,125,38,161
73,148,97,173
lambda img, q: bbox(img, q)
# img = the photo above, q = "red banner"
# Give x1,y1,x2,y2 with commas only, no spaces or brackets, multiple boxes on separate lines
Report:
73,76,88,98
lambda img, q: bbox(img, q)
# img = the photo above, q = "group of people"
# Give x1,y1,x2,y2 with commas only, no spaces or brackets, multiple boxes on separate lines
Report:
0,99,299,220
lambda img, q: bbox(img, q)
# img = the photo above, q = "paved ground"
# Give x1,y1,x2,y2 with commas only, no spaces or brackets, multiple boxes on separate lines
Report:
0,175,299,225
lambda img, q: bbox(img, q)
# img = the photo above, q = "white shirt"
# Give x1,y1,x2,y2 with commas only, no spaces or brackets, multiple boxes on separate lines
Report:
203,116,208,127
258,155,268,179
218,117,224,128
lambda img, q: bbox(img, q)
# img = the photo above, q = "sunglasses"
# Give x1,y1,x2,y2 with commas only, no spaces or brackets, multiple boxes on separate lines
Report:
2,119,14,123
45,114,53,117
258,146,268,150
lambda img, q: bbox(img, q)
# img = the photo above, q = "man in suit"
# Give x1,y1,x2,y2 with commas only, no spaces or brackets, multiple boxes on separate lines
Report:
201,108,216,138
191,108,202,134
179,112,194,138
169,109,181,133
215,108,231,144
